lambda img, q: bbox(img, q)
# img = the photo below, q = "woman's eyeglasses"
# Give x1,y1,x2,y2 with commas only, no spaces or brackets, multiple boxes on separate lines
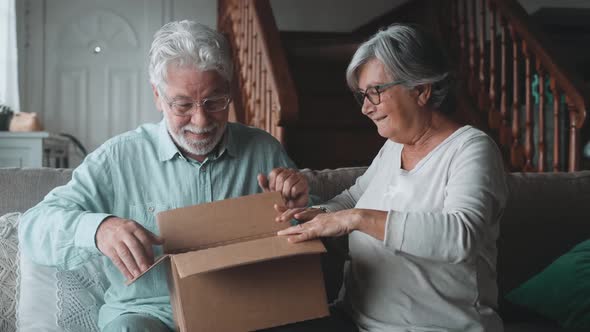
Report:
353,80,404,106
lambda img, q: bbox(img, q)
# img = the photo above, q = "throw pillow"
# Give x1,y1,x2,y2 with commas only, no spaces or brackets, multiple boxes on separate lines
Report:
17,217,107,332
505,239,590,328
18,253,60,331
56,256,107,332
0,212,20,332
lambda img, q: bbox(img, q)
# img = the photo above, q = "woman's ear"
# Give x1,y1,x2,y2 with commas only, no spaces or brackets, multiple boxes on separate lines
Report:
416,84,432,107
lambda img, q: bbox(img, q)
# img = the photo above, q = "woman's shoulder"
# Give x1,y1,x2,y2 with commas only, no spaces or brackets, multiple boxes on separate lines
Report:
448,125,497,149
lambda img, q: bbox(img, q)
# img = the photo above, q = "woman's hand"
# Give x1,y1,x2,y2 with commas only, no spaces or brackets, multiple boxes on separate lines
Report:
277,209,362,243
257,168,309,208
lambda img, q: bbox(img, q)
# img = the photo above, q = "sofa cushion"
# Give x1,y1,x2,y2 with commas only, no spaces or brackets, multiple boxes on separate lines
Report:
18,226,107,332
18,252,60,331
498,171,590,322
505,239,590,328
0,168,72,216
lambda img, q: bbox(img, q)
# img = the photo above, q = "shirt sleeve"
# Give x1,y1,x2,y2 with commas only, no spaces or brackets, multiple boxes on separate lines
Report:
383,136,508,264
322,143,387,212
18,146,115,270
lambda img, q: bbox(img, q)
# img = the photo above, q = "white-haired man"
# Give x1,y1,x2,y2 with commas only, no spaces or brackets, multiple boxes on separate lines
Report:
19,21,309,332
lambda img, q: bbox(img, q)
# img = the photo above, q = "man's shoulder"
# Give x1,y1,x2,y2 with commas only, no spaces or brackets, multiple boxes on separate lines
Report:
98,122,160,155
228,122,281,147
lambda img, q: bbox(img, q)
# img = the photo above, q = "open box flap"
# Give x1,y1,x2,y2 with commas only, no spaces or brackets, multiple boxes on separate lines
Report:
172,236,326,278
157,192,285,253
125,254,170,286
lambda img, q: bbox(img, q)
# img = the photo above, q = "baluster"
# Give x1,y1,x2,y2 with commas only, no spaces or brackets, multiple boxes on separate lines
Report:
263,69,270,131
478,0,487,111
549,78,560,171
566,100,580,171
240,1,249,123
256,47,263,129
536,60,546,172
469,0,477,93
459,0,467,74
240,1,247,84
488,2,499,128
522,41,534,171
247,7,254,124
451,0,458,58
240,2,247,123
499,16,510,146
251,31,259,128
509,25,524,170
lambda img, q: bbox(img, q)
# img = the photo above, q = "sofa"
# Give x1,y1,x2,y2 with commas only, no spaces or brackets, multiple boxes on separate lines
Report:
0,166,589,331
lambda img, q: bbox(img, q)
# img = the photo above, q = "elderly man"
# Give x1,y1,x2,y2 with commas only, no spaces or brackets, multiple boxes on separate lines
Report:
19,21,308,332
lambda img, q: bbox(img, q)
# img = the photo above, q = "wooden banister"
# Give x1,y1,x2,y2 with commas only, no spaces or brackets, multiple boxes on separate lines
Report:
218,0,298,144
453,0,588,171
220,0,587,171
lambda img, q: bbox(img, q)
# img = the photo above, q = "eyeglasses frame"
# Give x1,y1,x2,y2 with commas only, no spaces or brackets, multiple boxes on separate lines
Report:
354,80,405,106
159,90,231,117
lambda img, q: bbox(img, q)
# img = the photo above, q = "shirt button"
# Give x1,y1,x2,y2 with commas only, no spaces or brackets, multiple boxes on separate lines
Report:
148,206,155,213
201,166,207,172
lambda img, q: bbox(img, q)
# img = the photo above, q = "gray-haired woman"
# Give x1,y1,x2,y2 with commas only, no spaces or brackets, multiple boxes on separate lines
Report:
274,24,508,332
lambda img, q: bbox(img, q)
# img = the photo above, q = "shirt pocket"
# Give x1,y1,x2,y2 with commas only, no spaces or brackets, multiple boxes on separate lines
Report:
129,202,172,237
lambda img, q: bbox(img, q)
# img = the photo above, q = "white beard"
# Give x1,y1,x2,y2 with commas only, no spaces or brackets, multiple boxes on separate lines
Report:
165,117,227,157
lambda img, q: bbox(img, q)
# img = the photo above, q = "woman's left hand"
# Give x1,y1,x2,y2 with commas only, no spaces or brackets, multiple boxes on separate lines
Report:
277,209,362,243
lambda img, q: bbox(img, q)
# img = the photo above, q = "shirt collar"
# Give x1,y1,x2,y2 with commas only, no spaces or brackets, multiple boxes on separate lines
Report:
213,122,237,160
157,120,237,162
157,120,181,161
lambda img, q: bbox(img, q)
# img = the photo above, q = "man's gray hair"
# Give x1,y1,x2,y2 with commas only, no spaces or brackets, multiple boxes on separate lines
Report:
149,20,233,90
346,24,453,110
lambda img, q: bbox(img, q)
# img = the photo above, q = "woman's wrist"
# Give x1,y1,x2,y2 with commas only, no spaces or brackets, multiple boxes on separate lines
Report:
353,209,386,240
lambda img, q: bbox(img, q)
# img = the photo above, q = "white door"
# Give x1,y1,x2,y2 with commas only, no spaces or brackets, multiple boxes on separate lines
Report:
21,0,176,157
43,0,168,153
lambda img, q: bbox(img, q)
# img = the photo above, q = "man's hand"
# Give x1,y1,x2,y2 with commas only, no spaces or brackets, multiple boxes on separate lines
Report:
257,168,309,208
96,216,164,281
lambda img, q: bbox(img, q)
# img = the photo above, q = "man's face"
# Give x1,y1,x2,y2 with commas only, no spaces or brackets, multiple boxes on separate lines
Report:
153,65,230,161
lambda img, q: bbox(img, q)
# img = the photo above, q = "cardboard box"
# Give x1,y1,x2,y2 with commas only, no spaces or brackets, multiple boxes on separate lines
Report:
129,192,329,331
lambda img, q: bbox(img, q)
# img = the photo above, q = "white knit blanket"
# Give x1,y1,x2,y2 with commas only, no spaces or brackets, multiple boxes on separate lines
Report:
0,212,105,332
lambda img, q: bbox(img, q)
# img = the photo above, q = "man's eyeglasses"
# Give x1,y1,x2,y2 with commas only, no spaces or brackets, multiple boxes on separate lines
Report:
353,80,404,106
161,92,231,116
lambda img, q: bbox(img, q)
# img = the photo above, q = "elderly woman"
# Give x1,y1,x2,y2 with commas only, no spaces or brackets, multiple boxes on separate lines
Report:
274,24,507,332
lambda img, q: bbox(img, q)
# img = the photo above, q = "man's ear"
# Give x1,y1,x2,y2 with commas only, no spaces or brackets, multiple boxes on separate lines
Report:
416,84,432,107
152,84,162,113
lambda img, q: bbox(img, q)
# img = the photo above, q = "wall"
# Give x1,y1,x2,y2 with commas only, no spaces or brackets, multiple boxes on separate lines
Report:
270,0,407,32
518,0,590,13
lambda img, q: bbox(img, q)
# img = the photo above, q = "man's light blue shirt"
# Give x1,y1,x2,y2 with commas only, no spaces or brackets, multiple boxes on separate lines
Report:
18,120,297,329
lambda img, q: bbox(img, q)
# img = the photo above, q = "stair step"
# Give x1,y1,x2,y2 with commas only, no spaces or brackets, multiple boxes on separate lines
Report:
281,31,360,61
296,94,372,129
287,56,351,94
284,128,385,169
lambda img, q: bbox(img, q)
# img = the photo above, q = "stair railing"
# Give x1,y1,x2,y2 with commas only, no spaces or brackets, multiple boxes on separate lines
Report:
218,0,298,144
451,0,588,171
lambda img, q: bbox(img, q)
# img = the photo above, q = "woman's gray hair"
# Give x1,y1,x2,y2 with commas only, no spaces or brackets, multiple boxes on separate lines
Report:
149,20,233,90
346,24,453,111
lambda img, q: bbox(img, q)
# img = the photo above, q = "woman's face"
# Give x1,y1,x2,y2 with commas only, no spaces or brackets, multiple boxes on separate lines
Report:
357,59,424,143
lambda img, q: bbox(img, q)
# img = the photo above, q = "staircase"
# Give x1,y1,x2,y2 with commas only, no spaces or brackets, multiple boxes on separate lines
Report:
280,32,385,169
218,0,588,172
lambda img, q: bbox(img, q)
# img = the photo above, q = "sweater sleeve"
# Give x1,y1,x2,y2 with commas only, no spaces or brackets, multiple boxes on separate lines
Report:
383,136,507,263
18,146,115,270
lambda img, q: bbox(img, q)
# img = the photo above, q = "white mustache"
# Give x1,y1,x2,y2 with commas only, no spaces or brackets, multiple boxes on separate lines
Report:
182,124,217,135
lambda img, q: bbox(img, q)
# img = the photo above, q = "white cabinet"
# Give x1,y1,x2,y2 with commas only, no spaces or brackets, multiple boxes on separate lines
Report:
0,132,49,167
0,132,71,168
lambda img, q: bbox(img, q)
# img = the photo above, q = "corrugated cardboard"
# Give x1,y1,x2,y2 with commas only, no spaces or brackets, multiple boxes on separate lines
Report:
129,191,329,332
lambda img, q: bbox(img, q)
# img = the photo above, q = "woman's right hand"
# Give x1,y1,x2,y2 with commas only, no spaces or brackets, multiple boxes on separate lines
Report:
274,205,326,224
